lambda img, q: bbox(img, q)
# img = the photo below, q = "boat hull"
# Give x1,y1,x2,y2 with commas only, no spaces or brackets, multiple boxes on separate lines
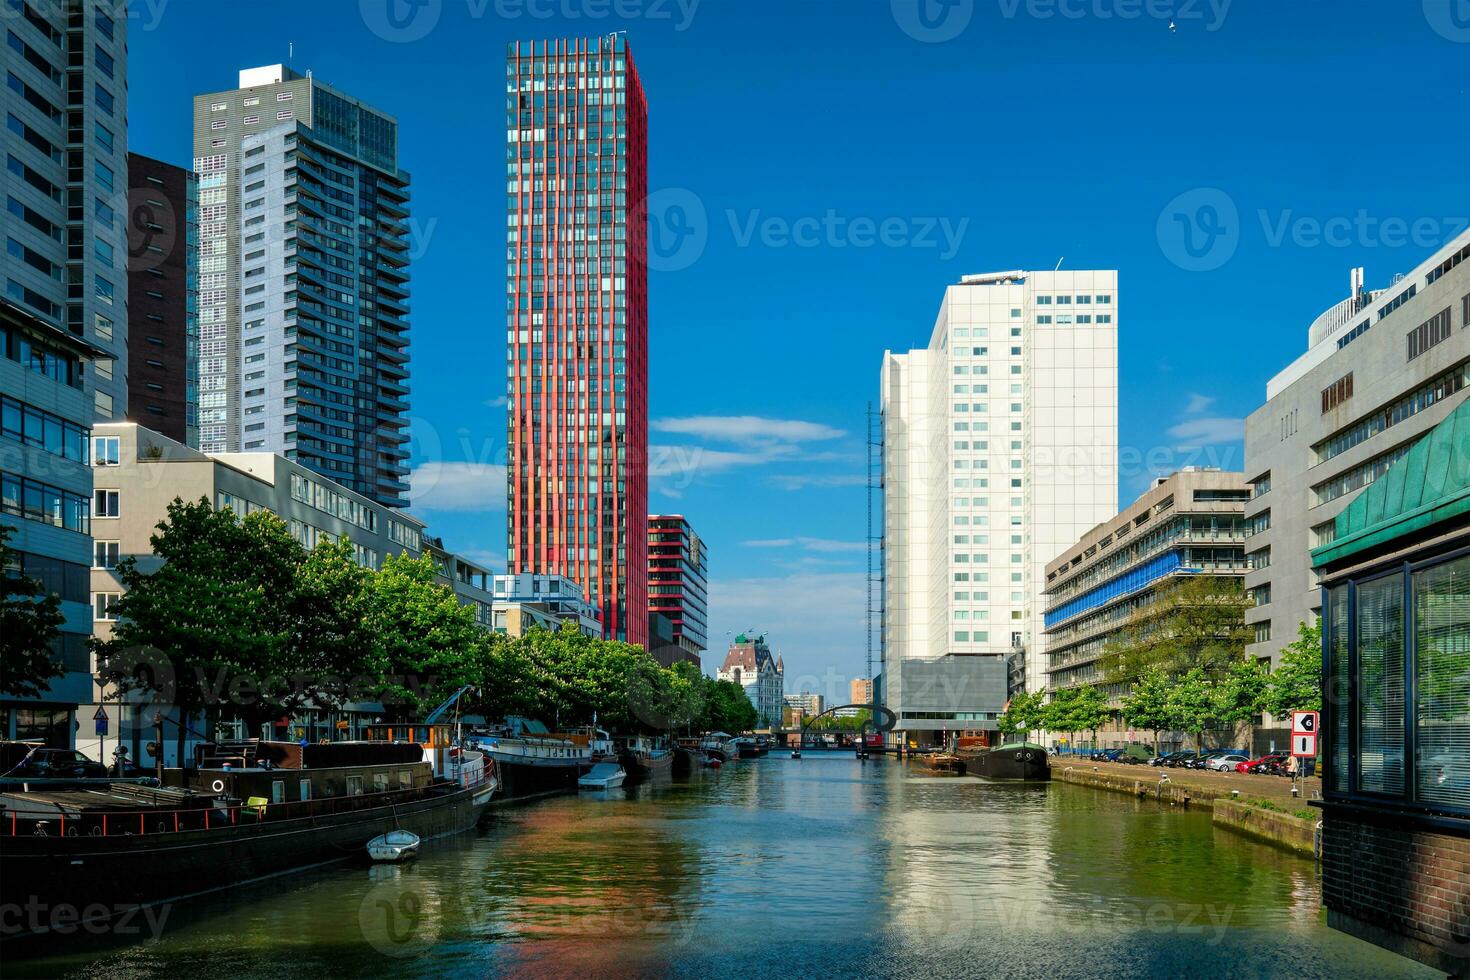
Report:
0,783,491,935
961,746,1051,781
490,757,583,797
620,751,673,779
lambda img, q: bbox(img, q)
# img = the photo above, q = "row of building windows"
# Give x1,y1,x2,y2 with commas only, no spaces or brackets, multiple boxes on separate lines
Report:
1314,442,1415,506
1,470,89,534
1313,362,1468,465
0,394,88,461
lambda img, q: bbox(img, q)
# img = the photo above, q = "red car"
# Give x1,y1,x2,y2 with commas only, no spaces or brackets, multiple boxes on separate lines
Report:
1235,752,1288,773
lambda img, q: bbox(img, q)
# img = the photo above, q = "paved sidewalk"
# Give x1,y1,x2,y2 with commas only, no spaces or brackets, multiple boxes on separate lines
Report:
1054,758,1323,809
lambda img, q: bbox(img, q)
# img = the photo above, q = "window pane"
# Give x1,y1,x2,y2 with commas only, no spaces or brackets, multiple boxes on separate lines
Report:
1414,555,1470,808
1328,585,1350,793
1357,575,1405,795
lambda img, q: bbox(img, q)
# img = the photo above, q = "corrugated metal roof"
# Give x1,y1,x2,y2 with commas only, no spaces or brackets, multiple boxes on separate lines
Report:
1311,397,1470,568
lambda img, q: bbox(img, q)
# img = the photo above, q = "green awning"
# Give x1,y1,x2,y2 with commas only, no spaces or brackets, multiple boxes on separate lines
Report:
1311,396,1470,568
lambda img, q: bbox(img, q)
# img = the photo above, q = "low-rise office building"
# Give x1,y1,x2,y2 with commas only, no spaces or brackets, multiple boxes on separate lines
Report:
1312,397,1469,977
1244,234,1470,676
84,422,500,764
1043,469,1249,748
490,571,601,638
784,692,824,717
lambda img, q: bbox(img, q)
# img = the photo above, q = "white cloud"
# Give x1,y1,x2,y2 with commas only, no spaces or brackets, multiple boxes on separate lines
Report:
648,443,798,479
407,462,507,512
769,473,868,491
456,548,505,571
742,536,869,553
1167,417,1244,446
650,415,844,444
1183,392,1215,415
482,395,508,409
705,571,868,690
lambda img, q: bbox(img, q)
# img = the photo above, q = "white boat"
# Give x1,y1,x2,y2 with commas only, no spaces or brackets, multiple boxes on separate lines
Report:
367,829,421,862
578,763,626,790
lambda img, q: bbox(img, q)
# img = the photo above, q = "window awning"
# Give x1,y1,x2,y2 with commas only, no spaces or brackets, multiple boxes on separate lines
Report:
1311,396,1470,568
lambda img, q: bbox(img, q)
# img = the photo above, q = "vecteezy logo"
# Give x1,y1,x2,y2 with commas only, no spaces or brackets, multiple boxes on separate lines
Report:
890,0,975,43
126,189,177,274
1424,0,1470,42
1156,187,1239,272
644,188,708,273
358,877,438,957
359,0,442,43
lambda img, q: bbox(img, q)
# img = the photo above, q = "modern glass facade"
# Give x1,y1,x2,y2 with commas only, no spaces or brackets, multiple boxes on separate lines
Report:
1,0,123,744
505,37,649,646
192,67,411,507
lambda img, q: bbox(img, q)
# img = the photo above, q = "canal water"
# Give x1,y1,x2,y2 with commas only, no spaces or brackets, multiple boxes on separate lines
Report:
8,755,1435,979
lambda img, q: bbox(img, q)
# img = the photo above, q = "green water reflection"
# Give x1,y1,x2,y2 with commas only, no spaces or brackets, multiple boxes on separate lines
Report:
6,757,1434,978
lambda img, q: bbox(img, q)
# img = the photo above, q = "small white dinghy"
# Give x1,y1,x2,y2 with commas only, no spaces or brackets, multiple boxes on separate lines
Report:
367,829,421,863
578,762,626,790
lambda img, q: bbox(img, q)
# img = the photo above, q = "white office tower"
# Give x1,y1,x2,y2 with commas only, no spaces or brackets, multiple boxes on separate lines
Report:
880,270,1118,742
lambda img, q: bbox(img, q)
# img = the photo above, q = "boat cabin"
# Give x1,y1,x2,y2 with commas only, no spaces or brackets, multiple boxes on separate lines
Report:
190,739,432,804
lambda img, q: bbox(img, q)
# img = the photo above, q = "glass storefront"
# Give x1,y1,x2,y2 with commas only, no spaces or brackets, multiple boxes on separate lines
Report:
1325,552,1470,813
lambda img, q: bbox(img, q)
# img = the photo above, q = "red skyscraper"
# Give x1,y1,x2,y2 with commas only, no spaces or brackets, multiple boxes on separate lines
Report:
505,36,648,646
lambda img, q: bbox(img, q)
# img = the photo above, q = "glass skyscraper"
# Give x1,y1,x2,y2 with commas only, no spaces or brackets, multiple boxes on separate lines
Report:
192,66,411,507
2,0,127,744
505,36,649,646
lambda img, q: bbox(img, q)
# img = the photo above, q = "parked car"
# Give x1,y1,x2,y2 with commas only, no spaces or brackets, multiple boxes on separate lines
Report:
1207,753,1250,771
1,747,108,780
1149,751,1187,767
1165,751,1200,768
1190,748,1249,770
1237,752,1290,774
1089,749,1125,762
1120,745,1153,765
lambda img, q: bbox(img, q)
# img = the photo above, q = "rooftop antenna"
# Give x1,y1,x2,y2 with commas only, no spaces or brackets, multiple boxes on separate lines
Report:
288,41,294,64
1054,257,1064,271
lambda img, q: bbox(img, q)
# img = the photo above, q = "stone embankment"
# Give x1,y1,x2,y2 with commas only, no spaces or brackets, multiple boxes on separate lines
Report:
1052,760,1321,858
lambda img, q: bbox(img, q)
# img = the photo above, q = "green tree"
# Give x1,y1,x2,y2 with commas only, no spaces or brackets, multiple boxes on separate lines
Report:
1215,654,1270,742
1102,576,1252,685
1168,668,1218,753
1121,668,1174,755
367,552,485,720
0,523,64,699
287,537,381,713
1264,620,1323,716
998,690,1047,743
1072,685,1112,749
94,498,307,764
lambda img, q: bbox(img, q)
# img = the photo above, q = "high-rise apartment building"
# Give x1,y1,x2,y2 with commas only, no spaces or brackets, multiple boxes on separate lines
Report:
192,65,411,507
4,0,129,422
2,0,127,745
1243,233,1470,672
126,153,198,446
647,514,708,662
850,677,873,706
880,270,1118,745
505,37,649,645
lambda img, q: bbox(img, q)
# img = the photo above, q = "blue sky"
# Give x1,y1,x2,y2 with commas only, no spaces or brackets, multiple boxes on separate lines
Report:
126,0,1470,694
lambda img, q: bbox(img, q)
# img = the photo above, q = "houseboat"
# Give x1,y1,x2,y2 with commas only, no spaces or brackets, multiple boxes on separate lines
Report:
618,734,673,778
960,742,1051,781
0,726,496,937
468,717,591,796
700,732,734,763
